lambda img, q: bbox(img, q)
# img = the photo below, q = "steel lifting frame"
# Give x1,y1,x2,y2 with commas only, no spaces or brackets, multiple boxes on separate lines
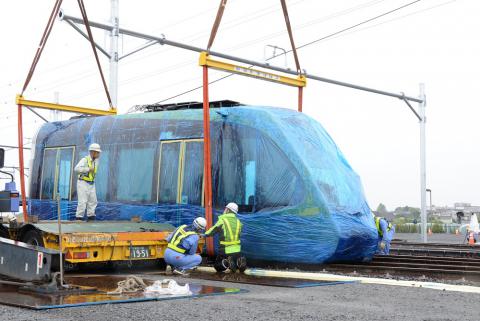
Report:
16,1,117,222
198,52,306,254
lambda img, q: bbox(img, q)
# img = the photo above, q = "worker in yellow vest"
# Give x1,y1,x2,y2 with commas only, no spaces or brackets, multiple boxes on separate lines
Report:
74,143,101,221
205,202,247,273
164,217,206,276
374,216,395,255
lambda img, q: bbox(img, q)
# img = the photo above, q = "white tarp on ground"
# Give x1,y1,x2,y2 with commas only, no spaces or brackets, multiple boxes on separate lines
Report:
144,279,192,296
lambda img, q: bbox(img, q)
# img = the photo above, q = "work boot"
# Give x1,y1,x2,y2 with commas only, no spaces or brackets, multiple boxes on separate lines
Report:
75,217,83,222
173,269,189,276
87,216,96,222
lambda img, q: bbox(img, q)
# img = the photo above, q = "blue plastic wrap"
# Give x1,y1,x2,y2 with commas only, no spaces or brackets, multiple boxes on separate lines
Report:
29,105,377,263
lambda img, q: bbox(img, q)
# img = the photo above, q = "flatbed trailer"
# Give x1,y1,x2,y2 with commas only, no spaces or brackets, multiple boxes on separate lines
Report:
0,221,204,265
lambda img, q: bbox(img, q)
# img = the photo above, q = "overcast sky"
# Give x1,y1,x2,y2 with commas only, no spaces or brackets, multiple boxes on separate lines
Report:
0,0,478,211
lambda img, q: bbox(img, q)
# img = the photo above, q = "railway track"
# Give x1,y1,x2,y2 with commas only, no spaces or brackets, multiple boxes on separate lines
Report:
389,240,480,258
325,242,480,282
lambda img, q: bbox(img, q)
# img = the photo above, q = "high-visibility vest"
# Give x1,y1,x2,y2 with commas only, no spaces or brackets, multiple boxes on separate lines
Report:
78,156,97,182
375,217,392,237
167,225,196,254
206,213,242,254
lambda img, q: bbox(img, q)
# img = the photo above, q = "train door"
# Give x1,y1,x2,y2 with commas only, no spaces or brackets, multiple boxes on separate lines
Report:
40,146,75,219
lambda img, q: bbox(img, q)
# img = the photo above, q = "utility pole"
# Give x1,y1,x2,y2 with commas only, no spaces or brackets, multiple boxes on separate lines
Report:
52,91,60,121
109,0,119,107
419,83,427,243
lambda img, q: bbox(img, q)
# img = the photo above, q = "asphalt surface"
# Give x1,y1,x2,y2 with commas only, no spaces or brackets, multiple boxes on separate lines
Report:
0,233,474,320
0,272,478,321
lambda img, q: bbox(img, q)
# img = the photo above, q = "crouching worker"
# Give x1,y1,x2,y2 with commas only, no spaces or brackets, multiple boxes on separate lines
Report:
164,217,206,276
375,216,395,255
205,202,247,273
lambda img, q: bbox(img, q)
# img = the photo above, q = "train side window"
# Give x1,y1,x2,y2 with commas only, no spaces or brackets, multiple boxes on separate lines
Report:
244,160,256,210
40,149,57,200
181,140,204,206
158,142,181,204
214,124,303,213
255,138,302,210
57,148,74,200
40,147,75,201
116,145,155,202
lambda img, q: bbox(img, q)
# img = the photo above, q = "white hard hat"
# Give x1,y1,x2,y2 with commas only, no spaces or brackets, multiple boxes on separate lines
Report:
88,143,102,153
226,202,238,214
193,217,207,231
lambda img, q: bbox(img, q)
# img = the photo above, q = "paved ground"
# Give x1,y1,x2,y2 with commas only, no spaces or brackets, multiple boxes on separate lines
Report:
0,234,475,320
0,273,478,321
395,232,466,244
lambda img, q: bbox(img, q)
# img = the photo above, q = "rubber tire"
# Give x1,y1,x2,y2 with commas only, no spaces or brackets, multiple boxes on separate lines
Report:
0,226,9,239
21,229,44,247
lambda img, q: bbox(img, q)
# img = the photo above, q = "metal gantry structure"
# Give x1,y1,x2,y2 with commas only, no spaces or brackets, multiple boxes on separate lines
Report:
15,1,428,243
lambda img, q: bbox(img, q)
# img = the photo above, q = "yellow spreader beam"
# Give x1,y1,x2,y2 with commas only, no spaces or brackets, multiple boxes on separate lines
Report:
16,95,117,116
199,52,306,88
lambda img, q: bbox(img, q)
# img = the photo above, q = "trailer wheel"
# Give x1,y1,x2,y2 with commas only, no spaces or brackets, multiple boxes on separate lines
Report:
22,229,44,247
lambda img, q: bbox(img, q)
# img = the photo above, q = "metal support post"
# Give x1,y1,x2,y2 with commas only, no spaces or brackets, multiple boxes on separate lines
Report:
202,66,214,256
109,0,119,107
419,83,427,243
56,194,64,286
52,91,60,121
17,105,28,222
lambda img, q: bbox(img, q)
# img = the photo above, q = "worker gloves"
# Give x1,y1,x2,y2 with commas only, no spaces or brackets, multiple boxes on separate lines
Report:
379,241,386,250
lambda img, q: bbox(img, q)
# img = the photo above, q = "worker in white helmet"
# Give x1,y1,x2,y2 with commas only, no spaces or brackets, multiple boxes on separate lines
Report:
164,217,206,276
205,202,247,273
74,143,101,221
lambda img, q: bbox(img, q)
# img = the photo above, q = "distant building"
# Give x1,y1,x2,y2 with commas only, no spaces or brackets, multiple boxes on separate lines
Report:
429,203,480,224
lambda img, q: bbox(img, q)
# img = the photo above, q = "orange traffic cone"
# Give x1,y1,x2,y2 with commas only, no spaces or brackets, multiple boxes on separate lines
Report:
428,228,432,236
469,232,475,245
455,229,459,235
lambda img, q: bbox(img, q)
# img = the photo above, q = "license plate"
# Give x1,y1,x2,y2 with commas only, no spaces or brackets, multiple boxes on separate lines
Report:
130,246,150,258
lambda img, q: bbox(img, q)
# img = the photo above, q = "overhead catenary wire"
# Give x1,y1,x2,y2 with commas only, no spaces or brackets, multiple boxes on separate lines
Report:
295,0,422,51
0,0,385,107
3,0,375,106
29,0,309,102
152,0,425,106
0,0,225,94
64,0,397,108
